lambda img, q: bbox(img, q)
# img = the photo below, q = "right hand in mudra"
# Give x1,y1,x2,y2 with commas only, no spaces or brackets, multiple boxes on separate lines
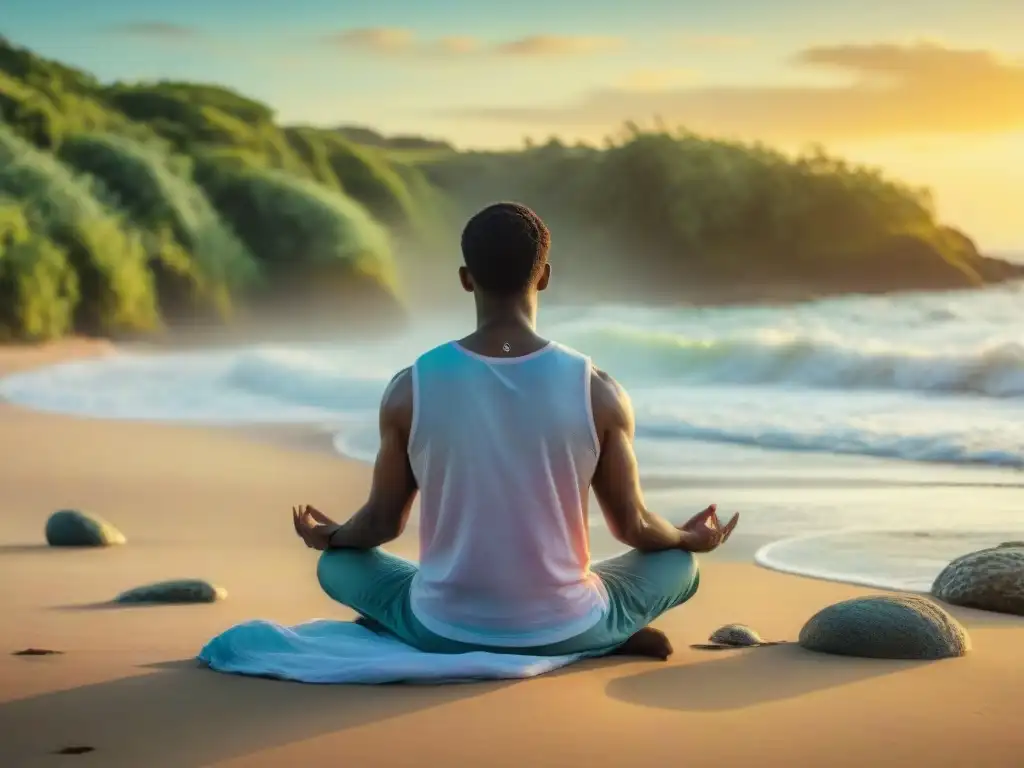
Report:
679,504,739,553
292,504,340,551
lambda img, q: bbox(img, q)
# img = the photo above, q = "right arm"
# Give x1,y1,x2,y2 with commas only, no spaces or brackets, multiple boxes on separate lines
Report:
590,368,705,552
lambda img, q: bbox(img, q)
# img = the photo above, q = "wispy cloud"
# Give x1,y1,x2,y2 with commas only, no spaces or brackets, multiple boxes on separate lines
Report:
322,28,624,58
442,42,1024,141
103,22,201,40
494,35,623,56
673,34,755,50
323,27,415,53
436,36,481,55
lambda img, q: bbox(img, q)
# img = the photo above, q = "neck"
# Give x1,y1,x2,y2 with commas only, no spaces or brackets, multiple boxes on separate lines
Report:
474,293,537,333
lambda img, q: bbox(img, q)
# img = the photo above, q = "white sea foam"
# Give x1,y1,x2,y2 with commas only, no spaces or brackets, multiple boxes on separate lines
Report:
574,328,1024,397
755,529,1022,593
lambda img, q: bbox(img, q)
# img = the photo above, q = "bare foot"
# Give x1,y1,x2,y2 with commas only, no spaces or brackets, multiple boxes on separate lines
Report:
612,627,674,660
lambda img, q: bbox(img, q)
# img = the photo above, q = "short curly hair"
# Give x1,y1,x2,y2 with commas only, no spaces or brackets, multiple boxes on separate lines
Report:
460,202,550,296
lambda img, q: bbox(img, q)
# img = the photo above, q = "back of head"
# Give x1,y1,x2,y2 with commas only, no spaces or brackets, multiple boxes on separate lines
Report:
461,202,551,296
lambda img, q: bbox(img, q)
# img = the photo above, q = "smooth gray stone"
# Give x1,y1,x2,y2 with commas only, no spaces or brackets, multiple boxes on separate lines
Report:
931,544,1024,617
114,580,227,604
798,594,970,660
44,510,125,547
709,624,765,647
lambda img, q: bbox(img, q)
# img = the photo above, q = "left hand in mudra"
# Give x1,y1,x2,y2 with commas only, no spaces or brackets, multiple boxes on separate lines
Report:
292,505,340,550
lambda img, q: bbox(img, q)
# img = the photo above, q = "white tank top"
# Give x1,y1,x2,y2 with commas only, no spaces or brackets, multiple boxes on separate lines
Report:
407,340,609,647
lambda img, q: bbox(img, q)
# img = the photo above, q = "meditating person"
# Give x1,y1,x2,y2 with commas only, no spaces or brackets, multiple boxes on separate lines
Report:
292,201,739,660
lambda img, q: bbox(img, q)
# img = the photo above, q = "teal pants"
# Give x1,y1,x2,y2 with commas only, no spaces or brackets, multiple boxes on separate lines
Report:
317,547,700,658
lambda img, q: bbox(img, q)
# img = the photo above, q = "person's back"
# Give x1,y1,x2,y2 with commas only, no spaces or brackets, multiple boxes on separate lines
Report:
408,340,607,646
296,201,739,660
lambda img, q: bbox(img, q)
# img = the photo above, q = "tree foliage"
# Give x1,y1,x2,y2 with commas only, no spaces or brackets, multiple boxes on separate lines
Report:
0,197,79,340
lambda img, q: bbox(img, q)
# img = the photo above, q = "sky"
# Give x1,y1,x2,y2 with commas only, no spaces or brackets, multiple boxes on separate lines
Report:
4,0,1024,251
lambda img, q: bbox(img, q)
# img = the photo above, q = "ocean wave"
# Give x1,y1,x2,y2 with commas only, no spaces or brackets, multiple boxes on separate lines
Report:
635,419,1024,468
325,400,1024,470
223,348,390,412
566,326,1024,398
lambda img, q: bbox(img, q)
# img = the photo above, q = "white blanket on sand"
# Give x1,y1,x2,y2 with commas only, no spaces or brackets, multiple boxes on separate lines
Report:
197,619,584,685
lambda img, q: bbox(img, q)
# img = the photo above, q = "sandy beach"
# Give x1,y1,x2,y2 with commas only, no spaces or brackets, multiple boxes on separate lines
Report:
1,342,1022,768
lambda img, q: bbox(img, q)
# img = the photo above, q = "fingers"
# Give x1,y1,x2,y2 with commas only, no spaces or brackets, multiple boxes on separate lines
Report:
293,505,314,548
701,510,737,552
306,506,331,525
687,504,717,528
301,511,316,547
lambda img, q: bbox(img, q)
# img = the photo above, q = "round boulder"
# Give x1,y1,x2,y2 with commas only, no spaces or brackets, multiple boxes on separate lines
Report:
798,594,970,660
45,510,126,547
931,544,1024,616
114,579,227,605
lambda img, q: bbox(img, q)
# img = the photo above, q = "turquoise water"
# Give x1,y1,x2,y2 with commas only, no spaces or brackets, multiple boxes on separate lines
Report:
2,282,1023,590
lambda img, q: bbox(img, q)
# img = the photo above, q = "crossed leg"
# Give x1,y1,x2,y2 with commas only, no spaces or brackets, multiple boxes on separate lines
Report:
317,546,700,658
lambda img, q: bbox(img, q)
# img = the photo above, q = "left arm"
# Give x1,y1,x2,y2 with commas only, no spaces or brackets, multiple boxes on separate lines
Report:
324,367,418,550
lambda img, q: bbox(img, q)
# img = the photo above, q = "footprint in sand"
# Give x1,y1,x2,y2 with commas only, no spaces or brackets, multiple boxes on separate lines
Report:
53,746,95,755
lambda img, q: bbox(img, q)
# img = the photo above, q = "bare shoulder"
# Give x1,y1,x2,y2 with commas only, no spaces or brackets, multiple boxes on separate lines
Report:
383,366,412,403
380,367,413,432
590,366,634,435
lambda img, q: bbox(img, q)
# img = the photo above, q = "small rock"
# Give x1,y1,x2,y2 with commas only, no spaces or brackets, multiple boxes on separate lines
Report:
709,624,764,647
114,579,227,605
45,510,125,547
13,648,63,656
798,594,970,660
691,624,786,651
931,544,1024,616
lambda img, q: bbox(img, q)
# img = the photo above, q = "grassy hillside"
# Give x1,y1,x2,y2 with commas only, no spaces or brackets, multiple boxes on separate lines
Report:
0,36,1017,340
0,37,415,340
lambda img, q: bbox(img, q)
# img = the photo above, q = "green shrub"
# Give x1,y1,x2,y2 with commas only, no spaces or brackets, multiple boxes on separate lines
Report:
57,132,261,320
318,133,421,231
190,145,271,175
283,127,342,190
104,81,274,125
0,71,64,148
0,123,158,334
0,198,78,340
104,83,309,176
194,163,398,297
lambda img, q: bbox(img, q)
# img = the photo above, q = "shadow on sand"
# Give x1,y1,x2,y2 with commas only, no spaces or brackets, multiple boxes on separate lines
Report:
0,658,518,767
48,601,204,611
0,544,59,556
942,603,1024,629
0,543,132,558
605,643,925,712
